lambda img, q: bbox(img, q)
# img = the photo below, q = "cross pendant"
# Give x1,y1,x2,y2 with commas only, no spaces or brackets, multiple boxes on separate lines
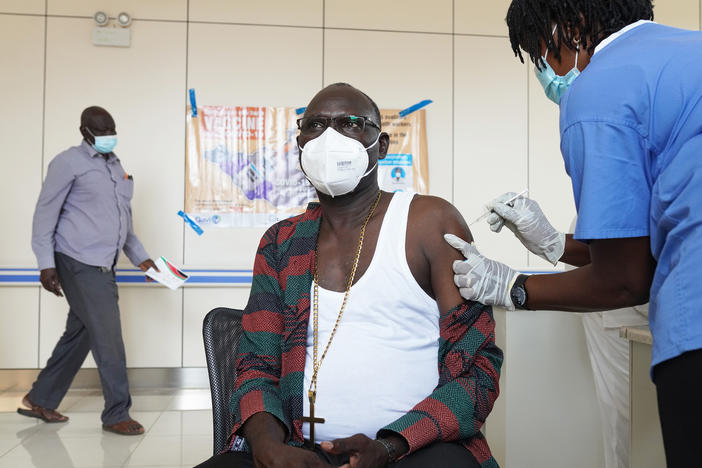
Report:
301,391,325,448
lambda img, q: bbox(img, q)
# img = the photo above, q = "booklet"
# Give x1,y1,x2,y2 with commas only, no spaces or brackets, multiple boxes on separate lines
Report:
145,256,189,290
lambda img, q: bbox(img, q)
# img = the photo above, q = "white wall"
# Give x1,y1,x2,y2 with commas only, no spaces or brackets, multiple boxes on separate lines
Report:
1,1,700,466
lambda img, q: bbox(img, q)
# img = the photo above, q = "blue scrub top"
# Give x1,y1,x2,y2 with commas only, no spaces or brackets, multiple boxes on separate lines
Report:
559,23,702,372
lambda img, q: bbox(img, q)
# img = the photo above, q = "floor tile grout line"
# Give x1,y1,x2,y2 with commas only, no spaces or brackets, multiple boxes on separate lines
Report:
120,409,166,467
0,439,22,458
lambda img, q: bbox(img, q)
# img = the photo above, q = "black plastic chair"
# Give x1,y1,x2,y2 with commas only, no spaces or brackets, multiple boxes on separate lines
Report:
203,307,244,455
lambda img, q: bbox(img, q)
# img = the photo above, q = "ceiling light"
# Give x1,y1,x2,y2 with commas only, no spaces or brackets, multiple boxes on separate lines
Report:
116,12,131,27
94,11,109,27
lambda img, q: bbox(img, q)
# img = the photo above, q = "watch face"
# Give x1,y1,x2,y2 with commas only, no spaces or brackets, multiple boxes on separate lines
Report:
511,286,526,308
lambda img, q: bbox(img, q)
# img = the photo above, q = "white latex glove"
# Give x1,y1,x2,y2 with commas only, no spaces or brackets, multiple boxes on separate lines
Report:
444,234,519,311
486,192,566,266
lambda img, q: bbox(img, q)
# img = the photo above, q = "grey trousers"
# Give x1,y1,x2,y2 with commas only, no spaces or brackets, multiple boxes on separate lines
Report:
28,252,132,425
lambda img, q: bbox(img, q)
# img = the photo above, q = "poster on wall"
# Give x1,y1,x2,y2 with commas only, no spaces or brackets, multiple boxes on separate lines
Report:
378,109,428,195
185,104,428,228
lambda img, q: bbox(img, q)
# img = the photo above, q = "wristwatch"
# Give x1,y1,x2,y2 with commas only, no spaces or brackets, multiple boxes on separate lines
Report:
510,274,530,310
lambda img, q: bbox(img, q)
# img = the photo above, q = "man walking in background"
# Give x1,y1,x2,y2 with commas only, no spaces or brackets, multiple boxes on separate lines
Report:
20,106,157,436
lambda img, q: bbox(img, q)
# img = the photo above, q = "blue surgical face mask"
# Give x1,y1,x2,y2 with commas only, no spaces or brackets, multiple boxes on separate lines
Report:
534,25,580,104
86,127,118,154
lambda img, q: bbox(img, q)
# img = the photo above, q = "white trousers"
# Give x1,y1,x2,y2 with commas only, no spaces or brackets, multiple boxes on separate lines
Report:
582,315,631,468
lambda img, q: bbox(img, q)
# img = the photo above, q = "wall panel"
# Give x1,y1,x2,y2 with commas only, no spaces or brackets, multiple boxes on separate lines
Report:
0,0,43,14
455,0,511,36
189,0,322,27
325,29,454,202
47,0,187,21
0,288,39,368
325,0,452,33
0,15,45,266
119,287,182,367
454,36,528,267
43,17,186,268
654,0,700,30
39,286,183,369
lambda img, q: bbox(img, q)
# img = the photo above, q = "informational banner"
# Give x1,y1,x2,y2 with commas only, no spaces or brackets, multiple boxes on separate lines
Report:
378,109,429,195
185,105,428,228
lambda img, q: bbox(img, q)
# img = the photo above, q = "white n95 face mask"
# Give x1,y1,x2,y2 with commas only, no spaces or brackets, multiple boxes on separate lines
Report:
299,127,380,198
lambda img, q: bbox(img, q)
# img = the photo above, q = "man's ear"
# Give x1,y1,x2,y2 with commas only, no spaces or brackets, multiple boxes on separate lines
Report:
296,134,303,154
378,132,390,160
564,19,586,49
79,126,92,143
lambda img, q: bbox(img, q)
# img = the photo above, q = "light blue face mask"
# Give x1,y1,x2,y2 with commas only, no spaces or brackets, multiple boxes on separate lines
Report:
86,127,118,154
534,25,580,104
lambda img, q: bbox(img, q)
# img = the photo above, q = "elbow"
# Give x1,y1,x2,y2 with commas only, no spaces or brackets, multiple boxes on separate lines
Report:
621,289,649,308
617,277,651,308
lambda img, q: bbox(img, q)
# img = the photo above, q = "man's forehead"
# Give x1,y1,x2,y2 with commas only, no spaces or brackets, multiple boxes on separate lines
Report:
305,87,373,117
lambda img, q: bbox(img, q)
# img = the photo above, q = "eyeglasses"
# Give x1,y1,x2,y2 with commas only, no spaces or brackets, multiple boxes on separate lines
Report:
296,114,381,138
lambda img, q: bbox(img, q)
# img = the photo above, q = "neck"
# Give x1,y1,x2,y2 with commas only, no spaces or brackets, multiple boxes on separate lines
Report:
318,183,381,233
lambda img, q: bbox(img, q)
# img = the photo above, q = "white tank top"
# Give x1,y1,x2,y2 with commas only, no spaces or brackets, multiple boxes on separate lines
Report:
302,191,440,441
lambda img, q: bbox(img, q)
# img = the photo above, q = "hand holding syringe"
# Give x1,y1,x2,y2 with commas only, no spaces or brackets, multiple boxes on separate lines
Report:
469,189,529,227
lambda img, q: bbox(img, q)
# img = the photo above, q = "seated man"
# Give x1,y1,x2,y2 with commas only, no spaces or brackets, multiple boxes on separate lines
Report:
196,83,503,468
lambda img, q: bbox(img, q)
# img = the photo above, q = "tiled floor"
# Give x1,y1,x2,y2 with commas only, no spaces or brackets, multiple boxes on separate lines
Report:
0,388,214,468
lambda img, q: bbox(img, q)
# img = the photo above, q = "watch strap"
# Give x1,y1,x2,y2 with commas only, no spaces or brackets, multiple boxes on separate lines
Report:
511,273,530,310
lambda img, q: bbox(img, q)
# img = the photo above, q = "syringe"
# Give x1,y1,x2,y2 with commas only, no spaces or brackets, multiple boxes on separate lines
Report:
468,189,529,227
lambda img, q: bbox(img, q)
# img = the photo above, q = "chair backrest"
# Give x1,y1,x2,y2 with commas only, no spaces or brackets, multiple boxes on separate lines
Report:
202,307,244,455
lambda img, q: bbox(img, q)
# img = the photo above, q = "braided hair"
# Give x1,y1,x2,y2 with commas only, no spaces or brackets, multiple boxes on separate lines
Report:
506,0,653,69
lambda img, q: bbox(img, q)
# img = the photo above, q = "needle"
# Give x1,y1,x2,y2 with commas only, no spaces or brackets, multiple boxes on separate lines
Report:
468,189,529,227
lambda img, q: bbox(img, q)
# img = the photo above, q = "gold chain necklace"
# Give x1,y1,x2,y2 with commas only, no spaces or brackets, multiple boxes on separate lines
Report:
309,189,382,400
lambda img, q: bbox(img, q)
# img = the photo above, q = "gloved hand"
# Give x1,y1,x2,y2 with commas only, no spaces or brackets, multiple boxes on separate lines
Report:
486,192,566,266
444,234,519,310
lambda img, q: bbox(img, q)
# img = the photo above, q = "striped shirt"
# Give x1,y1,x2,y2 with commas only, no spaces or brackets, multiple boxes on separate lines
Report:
228,202,503,467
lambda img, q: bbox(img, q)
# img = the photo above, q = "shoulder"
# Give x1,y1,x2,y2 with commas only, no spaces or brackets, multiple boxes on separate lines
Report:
52,145,82,164
410,194,457,217
47,145,85,174
259,203,322,248
409,194,470,238
562,25,697,134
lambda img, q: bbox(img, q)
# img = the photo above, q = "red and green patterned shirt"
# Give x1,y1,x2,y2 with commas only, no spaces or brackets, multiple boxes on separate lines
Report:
228,203,503,467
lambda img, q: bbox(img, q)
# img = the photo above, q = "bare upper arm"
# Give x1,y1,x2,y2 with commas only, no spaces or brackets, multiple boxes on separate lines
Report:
588,236,654,303
407,195,472,313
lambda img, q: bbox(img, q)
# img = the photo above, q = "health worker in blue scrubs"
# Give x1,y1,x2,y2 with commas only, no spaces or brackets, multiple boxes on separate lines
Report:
445,1,702,466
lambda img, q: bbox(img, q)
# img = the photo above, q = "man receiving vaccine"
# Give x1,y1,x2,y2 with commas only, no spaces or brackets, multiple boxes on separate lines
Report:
195,83,503,468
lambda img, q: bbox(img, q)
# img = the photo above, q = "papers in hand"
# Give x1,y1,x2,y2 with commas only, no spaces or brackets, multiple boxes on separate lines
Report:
145,256,189,290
